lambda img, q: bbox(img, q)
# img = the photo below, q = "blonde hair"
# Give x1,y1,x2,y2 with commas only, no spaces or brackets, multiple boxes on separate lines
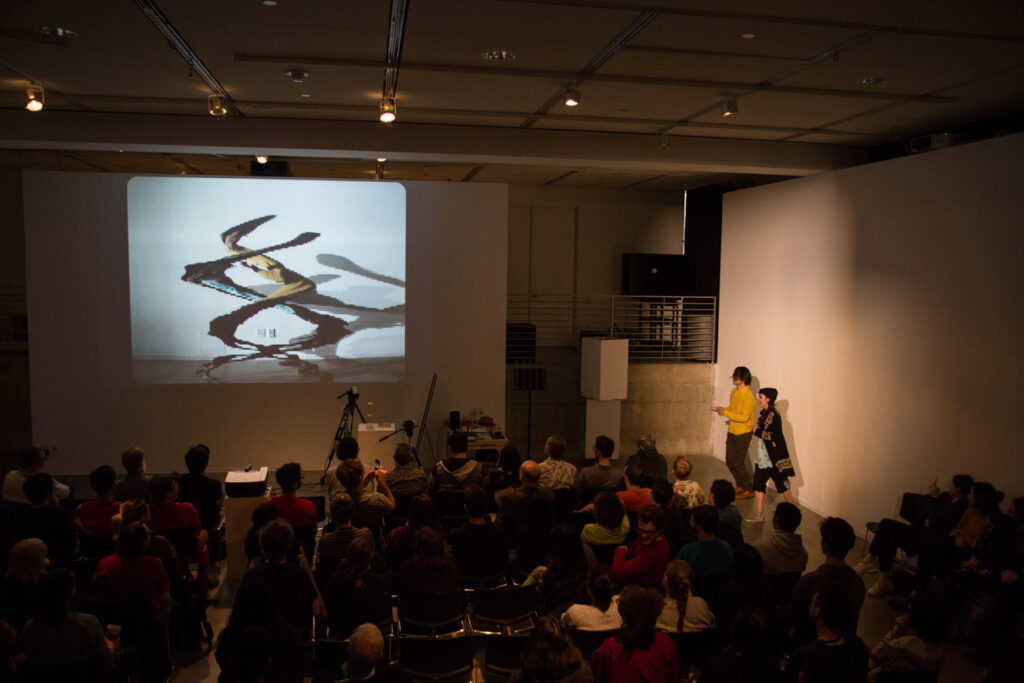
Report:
673,455,692,480
6,538,48,583
112,498,150,538
664,560,694,633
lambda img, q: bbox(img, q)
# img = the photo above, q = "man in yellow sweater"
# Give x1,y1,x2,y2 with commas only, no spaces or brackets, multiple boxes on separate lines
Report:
712,366,756,499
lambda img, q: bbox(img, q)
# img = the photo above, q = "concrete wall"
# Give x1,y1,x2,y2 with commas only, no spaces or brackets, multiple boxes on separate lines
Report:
717,133,1024,531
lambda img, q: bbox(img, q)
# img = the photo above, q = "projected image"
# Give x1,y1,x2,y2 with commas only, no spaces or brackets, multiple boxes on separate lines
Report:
128,177,405,383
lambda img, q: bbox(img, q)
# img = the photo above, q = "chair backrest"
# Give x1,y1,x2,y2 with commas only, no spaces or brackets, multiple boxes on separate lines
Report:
468,586,536,623
398,590,466,636
899,492,926,523
398,636,473,680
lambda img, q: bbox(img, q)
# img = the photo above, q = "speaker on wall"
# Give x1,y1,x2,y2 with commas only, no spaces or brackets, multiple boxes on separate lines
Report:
621,253,691,296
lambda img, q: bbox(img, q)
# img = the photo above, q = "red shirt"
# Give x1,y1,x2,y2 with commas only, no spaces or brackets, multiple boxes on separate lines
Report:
94,554,169,616
611,536,670,587
268,495,318,528
149,501,201,533
72,500,122,535
591,631,679,683
617,488,653,512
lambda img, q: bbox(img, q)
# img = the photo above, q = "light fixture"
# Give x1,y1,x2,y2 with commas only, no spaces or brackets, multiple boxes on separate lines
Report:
208,94,227,117
376,157,387,163
262,0,277,6
25,85,44,112
740,32,756,39
721,96,738,117
379,97,396,123
564,90,581,107
255,155,268,164
286,69,308,83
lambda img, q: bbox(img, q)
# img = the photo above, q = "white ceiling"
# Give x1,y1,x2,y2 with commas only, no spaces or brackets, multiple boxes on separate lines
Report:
1,0,1022,189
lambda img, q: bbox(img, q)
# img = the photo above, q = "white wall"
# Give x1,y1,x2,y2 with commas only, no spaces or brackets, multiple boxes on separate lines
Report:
24,173,507,474
717,133,1024,532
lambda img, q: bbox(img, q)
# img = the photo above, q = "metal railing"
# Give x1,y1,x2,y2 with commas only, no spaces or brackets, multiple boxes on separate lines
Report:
506,294,716,362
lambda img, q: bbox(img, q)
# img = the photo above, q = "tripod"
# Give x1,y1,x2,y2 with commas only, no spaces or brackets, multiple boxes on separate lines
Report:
321,388,365,484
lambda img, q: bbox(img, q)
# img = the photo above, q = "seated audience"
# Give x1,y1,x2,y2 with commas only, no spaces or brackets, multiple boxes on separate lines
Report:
93,522,171,619
496,460,554,535
867,597,945,682
538,435,577,491
785,586,869,683
2,446,69,503
149,475,212,594
385,443,430,498
396,526,459,596
752,501,808,575
116,498,174,560
267,463,318,558
562,567,622,632
671,455,705,508
709,479,744,547
383,493,441,572
0,538,47,630
591,585,679,683
112,446,150,502
17,472,77,567
227,626,273,683
72,465,122,537
324,435,362,499
717,544,776,633
244,502,279,568
508,615,593,683
319,622,409,683
625,434,672,504
216,578,302,683
325,536,389,639
612,504,670,587
675,505,734,579
526,524,591,616
176,444,223,532
242,519,321,638
317,493,374,584
22,568,112,671
447,484,508,581
497,444,523,480
656,559,715,633
789,516,865,647
335,459,396,530
698,606,780,683
581,491,630,548
433,432,484,493
576,436,623,502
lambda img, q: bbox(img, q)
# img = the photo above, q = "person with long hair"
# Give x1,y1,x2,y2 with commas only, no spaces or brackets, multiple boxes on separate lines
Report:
581,491,629,547
526,524,590,615
396,526,459,595
325,535,389,638
0,538,47,630
562,567,622,632
384,492,441,571
509,615,593,683
749,387,796,522
656,560,715,634
591,585,679,683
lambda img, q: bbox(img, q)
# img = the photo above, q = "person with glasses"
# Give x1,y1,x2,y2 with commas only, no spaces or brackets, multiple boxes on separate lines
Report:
612,504,670,587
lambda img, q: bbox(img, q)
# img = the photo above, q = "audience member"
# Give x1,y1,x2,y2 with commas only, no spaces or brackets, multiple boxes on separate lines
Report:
752,502,808,575
538,435,577,491
116,498,174,560
496,460,554,536
671,455,705,509
591,585,679,683
785,586,869,683
508,615,593,683
616,465,653,513
267,462,319,558
396,526,458,596
448,484,508,581
867,598,944,682
526,524,591,616
656,559,715,633
242,519,321,638
612,504,670,587
325,622,409,683
709,479,744,547
93,522,171,619
576,436,623,498
244,502,279,568
562,567,622,632
215,578,302,683
228,626,274,683
581,491,629,548
0,538,47,630
324,435,361,499
497,444,523,480
318,493,374,584
176,444,223,532
336,459,397,529
789,516,864,647
433,432,484,493
698,606,780,683
675,505,734,579
624,434,672,504
149,475,212,595
325,536,389,639
113,446,150,502
383,493,441,572
22,568,113,672
717,543,776,634
72,465,121,537
385,443,430,498
17,472,77,567
2,446,69,503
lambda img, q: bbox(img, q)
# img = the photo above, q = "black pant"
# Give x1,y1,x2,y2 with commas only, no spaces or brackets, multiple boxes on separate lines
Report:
869,518,922,571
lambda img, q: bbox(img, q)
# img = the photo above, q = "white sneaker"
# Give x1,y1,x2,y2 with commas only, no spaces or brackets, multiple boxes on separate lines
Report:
744,513,765,523
868,572,894,597
853,554,880,575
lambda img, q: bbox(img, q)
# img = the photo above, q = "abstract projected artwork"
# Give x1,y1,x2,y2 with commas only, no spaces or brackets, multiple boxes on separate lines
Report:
128,177,405,383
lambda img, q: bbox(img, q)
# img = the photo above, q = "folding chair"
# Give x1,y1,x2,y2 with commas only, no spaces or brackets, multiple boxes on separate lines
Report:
467,585,536,636
397,590,468,639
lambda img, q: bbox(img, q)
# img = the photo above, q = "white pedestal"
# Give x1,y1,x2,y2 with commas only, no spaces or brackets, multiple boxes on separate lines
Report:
224,494,267,588
581,337,629,400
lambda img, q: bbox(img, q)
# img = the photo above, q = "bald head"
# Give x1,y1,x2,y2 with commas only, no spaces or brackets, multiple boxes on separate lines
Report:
348,623,384,675
520,460,541,483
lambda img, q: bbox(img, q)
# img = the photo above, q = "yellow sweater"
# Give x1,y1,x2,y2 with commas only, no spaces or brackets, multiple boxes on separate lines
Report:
722,387,755,434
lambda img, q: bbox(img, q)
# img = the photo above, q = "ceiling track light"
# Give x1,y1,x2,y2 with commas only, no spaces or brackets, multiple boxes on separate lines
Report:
25,84,44,112
379,97,396,124
208,94,228,117
721,96,738,117
255,155,268,164
564,90,581,107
